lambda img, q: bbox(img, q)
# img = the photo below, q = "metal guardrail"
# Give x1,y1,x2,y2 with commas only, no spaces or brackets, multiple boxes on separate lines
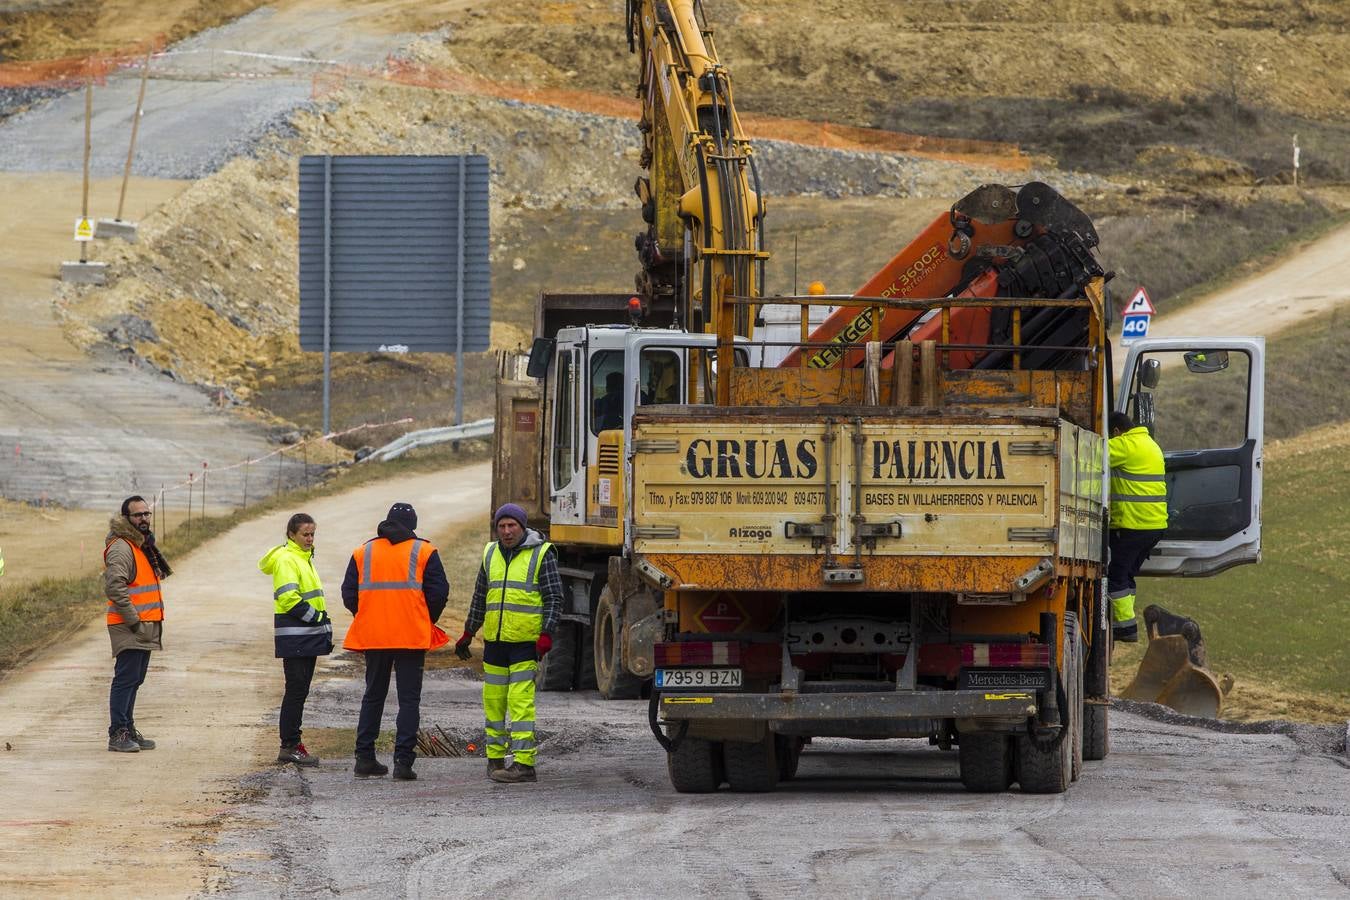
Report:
366,418,495,462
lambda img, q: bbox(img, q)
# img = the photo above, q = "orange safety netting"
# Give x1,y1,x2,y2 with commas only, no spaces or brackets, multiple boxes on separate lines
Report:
0,37,166,89
320,59,1028,172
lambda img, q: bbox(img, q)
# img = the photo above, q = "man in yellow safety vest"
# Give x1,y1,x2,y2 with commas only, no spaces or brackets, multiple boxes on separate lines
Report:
455,503,562,784
1107,412,1169,642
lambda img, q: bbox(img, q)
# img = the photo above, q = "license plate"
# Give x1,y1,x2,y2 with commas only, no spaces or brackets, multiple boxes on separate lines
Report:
656,668,743,689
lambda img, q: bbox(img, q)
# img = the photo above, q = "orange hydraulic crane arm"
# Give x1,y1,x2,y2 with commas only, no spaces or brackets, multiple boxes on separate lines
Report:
778,182,1103,370
627,0,766,336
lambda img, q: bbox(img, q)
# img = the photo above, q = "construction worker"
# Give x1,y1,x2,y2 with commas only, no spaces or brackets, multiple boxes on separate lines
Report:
258,512,333,767
103,495,172,753
341,503,449,781
1108,411,1169,642
454,502,562,784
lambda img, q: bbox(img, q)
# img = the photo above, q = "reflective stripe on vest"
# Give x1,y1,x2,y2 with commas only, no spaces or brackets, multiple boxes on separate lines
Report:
1108,427,1169,531
343,538,448,651
105,538,163,625
481,540,550,643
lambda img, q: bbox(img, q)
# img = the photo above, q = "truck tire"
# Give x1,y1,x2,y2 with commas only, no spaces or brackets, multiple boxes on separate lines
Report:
667,735,721,793
577,623,598,691
1016,613,1079,794
1083,701,1109,761
723,734,778,793
958,733,1013,792
775,734,804,782
594,586,642,699
537,621,579,691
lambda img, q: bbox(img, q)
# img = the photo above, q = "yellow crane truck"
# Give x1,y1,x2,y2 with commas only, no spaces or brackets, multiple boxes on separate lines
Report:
491,0,1265,793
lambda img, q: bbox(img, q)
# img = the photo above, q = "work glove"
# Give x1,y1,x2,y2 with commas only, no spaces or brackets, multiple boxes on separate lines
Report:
536,633,553,658
454,631,473,661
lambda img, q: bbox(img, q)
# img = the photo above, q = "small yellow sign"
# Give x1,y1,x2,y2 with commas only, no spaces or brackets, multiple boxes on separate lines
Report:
663,696,713,705
983,692,1033,701
74,218,94,242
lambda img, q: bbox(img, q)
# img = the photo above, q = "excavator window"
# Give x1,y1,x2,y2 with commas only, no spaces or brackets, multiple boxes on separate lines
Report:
590,351,626,435
641,350,681,405
552,349,578,489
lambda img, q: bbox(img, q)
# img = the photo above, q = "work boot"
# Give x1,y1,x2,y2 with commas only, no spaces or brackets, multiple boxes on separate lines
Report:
486,757,506,778
108,727,140,753
353,757,389,778
392,762,417,781
1113,622,1139,643
278,743,320,767
129,727,156,751
490,762,537,784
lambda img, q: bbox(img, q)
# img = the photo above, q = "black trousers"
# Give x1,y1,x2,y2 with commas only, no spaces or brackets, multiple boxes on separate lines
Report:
280,656,318,747
356,649,425,765
109,648,151,735
1108,528,1167,600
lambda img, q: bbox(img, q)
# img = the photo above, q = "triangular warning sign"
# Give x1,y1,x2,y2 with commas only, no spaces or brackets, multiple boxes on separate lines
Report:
1123,286,1156,316
74,218,94,242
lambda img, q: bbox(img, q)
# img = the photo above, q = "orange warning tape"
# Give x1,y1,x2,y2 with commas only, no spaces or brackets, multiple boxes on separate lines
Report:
0,37,166,89
318,59,1029,171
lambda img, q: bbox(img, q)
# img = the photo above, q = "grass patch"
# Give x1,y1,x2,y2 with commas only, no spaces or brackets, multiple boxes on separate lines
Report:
0,443,489,677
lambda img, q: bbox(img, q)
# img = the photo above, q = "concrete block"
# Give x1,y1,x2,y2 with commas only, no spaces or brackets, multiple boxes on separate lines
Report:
60,261,109,285
95,218,138,242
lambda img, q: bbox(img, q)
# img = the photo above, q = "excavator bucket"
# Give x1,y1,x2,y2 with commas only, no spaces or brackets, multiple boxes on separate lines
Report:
1119,605,1231,718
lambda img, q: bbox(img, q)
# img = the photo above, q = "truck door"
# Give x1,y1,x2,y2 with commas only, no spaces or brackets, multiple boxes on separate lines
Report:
1116,337,1265,576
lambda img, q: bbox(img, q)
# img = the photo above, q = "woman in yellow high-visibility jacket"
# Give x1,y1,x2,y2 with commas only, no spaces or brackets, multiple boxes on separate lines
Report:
259,513,333,766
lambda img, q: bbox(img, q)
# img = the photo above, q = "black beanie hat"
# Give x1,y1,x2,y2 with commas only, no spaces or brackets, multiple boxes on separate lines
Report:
387,502,417,530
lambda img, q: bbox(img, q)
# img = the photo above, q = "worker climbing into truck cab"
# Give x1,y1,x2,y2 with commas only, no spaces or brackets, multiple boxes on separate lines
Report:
1108,411,1169,642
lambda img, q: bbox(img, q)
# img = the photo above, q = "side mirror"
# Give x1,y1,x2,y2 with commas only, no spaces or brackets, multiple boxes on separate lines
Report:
1139,357,1161,390
526,337,555,379
1184,349,1229,374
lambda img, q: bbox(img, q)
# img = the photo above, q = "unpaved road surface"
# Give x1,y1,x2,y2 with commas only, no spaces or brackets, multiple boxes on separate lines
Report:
0,464,489,896
0,1,430,511
215,682,1350,897
1114,220,1350,378
4,459,1347,896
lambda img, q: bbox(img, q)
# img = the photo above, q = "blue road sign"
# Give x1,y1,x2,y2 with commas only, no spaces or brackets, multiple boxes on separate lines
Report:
1121,313,1151,343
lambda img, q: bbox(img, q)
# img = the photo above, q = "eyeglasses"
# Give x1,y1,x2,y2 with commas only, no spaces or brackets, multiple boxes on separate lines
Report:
128,512,152,519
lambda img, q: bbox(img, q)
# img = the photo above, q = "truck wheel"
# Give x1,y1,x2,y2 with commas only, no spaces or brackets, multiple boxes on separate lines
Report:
1083,701,1109,761
1016,613,1079,794
577,623,598,691
958,733,1013,792
594,586,642,699
775,734,804,782
537,621,579,692
723,734,779,793
667,735,721,793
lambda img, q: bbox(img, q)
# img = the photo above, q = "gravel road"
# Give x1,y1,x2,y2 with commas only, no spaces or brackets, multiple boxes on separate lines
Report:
0,3,422,511
213,677,1350,898
0,465,489,897
2,461,1346,897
